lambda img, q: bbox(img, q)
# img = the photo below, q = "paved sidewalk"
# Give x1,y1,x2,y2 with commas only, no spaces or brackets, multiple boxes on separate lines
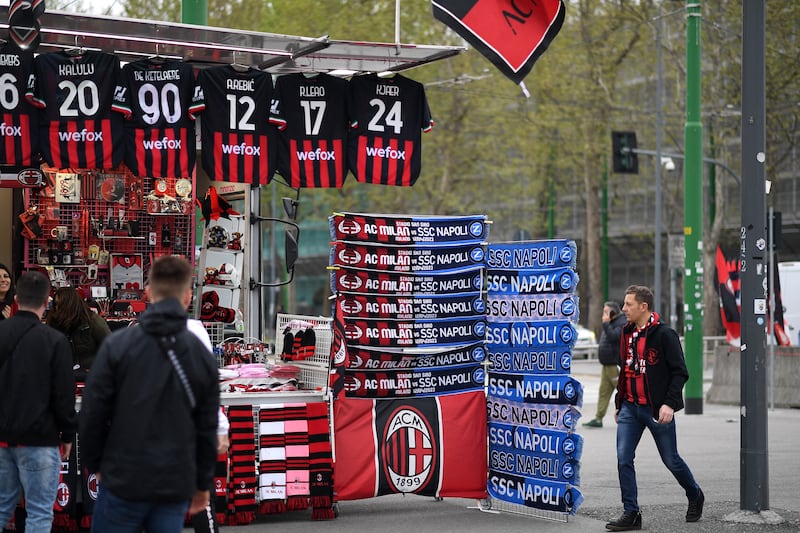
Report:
192,359,800,532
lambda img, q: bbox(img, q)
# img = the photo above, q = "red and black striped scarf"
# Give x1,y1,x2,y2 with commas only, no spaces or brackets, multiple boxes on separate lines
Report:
226,405,257,525
307,402,334,520
284,403,310,510
257,404,287,515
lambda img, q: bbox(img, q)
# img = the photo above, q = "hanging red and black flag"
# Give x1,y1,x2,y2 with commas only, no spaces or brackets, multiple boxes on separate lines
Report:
714,244,741,346
432,0,566,85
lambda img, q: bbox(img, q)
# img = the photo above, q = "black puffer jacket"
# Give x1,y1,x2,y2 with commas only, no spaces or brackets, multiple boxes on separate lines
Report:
79,298,219,502
598,313,627,365
0,311,76,446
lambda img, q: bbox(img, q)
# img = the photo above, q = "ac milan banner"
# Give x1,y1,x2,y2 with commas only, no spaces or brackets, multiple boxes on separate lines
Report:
331,266,483,295
333,392,488,500
431,0,566,85
487,373,582,406
489,447,580,485
714,244,741,346
487,347,572,375
330,213,489,245
487,240,576,270
487,293,578,322
344,317,487,348
486,267,579,295
337,292,485,320
346,343,487,370
489,423,583,461
488,470,583,515
344,363,484,398
486,320,576,348
487,397,579,431
331,241,485,273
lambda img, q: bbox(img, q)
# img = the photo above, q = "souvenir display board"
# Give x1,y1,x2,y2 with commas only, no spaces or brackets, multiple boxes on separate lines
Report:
21,166,195,315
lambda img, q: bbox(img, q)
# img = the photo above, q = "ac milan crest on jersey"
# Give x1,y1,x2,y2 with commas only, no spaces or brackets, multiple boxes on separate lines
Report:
26,50,122,169
113,59,203,178
0,43,39,165
198,66,275,185
347,74,433,186
270,73,350,188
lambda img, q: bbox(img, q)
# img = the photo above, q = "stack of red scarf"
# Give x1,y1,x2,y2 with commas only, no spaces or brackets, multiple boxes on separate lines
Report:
307,402,334,520
284,403,310,510
257,404,286,514
226,405,257,525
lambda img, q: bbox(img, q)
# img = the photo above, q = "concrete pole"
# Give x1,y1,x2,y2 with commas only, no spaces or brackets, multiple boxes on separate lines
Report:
683,0,704,414
654,2,664,315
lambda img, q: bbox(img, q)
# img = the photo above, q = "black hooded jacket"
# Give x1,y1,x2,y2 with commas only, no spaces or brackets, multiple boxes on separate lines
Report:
79,298,219,502
598,312,627,366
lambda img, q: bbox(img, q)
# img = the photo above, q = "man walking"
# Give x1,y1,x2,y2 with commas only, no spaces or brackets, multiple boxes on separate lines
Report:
80,256,219,532
606,285,703,531
0,271,77,533
583,301,626,428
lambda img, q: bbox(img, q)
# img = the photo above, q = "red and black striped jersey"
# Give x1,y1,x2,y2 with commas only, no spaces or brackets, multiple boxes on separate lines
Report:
25,50,122,169
347,74,433,187
0,43,39,166
269,73,349,188
113,59,203,178
197,65,275,186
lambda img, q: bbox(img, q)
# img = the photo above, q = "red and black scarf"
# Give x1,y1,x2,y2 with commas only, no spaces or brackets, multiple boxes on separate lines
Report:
226,405,257,525
307,402,334,520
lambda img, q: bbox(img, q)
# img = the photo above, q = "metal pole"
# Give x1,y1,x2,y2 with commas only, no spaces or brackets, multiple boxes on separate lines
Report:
740,0,769,512
654,3,664,316
602,155,609,302
181,0,208,25
683,0,703,414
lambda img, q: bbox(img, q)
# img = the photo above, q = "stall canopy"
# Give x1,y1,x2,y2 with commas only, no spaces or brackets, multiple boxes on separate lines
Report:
0,8,464,75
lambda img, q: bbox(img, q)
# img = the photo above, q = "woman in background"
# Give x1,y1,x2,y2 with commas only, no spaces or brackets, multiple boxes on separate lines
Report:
46,287,111,380
0,263,16,320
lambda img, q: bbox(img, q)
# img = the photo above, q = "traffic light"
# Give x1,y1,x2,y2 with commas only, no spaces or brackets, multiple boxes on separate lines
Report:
611,131,639,174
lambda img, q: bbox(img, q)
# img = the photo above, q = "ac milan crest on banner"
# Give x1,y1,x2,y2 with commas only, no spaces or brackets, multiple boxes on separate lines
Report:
330,213,489,245
331,241,485,273
331,266,483,296
346,342,486,371
488,240,576,270
489,423,583,461
337,292,484,320
486,320,576,348
333,392,488,500
487,373,582,406
344,363,485,398
714,244,741,346
488,470,583,514
431,0,566,85
487,293,578,322
344,316,486,348
487,397,579,432
487,347,571,375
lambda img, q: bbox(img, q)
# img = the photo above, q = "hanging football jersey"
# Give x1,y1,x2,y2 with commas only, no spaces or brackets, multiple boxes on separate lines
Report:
0,42,39,166
198,65,275,185
347,73,433,187
269,73,349,188
113,58,203,178
25,50,122,169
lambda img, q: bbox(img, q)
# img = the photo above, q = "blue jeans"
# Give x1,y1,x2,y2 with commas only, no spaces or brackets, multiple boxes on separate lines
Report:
90,484,189,533
0,445,61,533
616,401,701,512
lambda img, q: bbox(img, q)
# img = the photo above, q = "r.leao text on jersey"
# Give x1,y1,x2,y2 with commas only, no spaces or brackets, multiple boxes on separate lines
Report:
25,50,122,169
113,58,203,178
0,43,39,166
347,73,433,187
269,73,349,188
198,65,275,186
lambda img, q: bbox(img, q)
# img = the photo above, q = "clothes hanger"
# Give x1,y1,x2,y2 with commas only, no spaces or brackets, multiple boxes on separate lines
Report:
148,43,166,64
64,35,85,57
230,51,250,73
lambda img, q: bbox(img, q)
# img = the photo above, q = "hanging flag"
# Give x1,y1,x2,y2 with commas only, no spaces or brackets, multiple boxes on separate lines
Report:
432,0,566,85
770,254,791,346
714,245,741,346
